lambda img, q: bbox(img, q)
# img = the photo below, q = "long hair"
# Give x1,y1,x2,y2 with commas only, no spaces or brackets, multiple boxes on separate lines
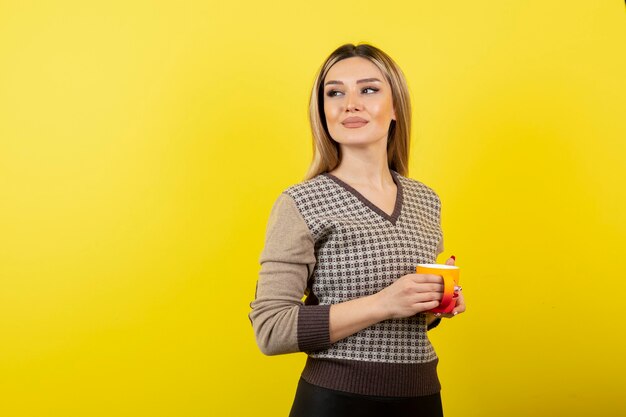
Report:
304,43,412,181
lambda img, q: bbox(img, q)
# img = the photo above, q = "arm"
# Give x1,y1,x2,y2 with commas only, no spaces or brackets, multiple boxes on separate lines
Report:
249,194,446,355
328,275,443,342
249,193,330,355
330,191,448,341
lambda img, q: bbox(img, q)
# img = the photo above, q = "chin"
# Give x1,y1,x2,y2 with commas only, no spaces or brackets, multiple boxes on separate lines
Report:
333,135,386,147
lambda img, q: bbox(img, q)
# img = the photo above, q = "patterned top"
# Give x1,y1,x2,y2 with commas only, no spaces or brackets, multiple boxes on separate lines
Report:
249,169,445,397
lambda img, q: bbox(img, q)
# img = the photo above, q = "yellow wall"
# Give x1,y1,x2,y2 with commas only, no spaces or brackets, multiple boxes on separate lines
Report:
1,1,624,416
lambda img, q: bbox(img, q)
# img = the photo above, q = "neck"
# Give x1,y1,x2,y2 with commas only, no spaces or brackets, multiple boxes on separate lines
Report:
330,141,394,189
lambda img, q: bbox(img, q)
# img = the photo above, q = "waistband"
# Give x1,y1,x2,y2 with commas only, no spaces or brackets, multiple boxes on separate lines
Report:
300,356,441,397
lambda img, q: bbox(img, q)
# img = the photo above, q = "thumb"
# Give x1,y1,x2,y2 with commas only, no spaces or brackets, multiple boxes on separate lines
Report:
445,255,456,266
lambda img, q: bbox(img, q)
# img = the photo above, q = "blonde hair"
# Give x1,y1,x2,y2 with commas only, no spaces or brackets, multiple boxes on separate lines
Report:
304,43,412,181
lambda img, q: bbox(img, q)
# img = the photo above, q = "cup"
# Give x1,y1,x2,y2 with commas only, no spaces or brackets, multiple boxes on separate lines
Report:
415,263,460,314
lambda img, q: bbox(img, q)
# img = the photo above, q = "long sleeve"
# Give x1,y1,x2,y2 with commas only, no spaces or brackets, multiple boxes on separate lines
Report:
248,192,331,356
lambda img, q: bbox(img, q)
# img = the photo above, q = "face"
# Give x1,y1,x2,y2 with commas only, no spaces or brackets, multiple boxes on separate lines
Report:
322,57,396,148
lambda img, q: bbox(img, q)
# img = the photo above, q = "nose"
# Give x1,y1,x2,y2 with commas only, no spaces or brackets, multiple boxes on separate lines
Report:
345,90,362,112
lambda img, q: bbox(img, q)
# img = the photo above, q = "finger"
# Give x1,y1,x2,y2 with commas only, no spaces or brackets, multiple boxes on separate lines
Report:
411,274,444,284
451,295,466,315
455,291,465,304
451,305,465,316
439,295,466,318
421,300,441,311
414,282,444,292
454,295,466,313
414,292,444,303
445,255,456,266
442,308,463,319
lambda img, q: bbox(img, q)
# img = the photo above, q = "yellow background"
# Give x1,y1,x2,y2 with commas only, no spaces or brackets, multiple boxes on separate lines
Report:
1,1,624,416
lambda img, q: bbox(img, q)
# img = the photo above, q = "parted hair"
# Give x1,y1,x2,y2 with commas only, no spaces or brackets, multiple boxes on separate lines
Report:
304,43,412,181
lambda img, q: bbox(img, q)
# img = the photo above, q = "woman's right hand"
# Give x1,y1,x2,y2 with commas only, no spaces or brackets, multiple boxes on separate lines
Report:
373,273,444,320
328,272,445,344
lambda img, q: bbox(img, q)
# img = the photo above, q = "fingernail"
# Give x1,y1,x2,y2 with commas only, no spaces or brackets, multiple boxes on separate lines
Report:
435,313,442,317
451,255,456,261
453,311,458,316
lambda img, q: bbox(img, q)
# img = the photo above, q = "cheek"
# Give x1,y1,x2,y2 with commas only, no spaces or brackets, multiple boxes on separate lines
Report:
370,103,388,121
323,102,340,122
373,100,394,121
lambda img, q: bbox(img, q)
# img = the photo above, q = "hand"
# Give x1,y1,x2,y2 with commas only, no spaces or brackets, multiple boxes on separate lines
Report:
374,272,444,320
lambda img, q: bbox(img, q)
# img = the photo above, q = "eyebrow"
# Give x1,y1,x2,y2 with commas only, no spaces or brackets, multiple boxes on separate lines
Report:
324,77,382,87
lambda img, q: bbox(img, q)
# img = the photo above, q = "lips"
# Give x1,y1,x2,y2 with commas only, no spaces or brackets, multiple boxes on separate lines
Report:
341,117,368,128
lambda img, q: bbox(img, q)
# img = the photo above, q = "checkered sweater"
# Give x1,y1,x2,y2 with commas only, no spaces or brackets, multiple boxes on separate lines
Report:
249,170,445,397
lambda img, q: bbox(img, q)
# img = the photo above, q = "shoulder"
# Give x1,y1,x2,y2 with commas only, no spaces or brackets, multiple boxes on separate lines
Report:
264,175,335,240
266,174,332,219
279,174,341,212
394,171,442,212
283,174,330,199
395,172,440,200
264,191,312,242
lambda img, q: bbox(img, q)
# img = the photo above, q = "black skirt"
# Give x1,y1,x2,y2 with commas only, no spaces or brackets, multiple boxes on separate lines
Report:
288,377,444,417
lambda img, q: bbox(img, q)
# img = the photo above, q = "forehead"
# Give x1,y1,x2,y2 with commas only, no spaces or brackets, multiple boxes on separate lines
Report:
324,57,387,84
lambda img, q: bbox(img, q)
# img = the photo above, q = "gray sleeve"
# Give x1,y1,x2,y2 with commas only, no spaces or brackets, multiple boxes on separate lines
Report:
248,192,331,356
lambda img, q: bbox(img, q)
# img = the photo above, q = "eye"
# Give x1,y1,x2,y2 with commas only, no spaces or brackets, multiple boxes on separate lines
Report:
326,89,343,97
362,87,379,94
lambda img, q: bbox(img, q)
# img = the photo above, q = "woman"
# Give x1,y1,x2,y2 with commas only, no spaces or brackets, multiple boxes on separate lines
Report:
249,43,466,417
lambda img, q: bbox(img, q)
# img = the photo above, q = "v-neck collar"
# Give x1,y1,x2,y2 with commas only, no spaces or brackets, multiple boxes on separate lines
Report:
322,169,403,225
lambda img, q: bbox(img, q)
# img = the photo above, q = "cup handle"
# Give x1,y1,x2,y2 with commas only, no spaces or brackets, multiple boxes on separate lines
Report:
439,275,455,312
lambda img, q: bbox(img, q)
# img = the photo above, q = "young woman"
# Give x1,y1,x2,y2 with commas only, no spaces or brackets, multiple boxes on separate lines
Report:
249,43,466,417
